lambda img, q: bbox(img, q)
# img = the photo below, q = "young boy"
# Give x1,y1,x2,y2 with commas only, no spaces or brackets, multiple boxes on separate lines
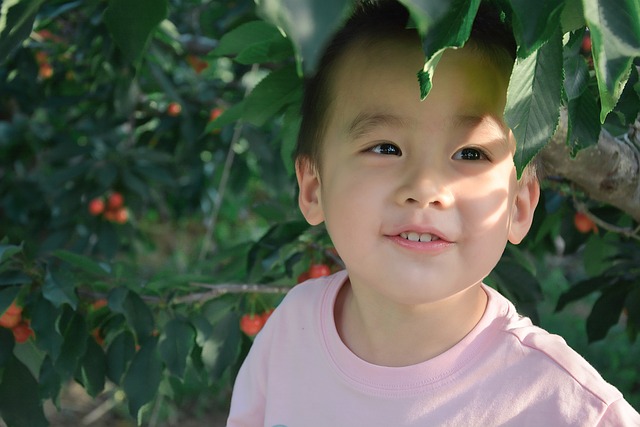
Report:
227,1,640,425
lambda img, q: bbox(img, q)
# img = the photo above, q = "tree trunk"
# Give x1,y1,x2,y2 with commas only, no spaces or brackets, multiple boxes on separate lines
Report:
540,111,640,223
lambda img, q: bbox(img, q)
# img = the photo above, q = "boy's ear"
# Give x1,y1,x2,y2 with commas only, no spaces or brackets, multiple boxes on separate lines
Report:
508,178,540,245
295,157,324,225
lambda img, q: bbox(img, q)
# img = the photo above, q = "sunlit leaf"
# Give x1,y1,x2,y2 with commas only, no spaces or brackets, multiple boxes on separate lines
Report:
583,0,640,122
412,0,481,99
509,0,564,58
159,317,195,379
505,29,563,177
0,0,46,65
255,0,353,73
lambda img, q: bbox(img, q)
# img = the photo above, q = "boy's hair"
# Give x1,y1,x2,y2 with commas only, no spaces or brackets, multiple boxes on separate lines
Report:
294,0,539,179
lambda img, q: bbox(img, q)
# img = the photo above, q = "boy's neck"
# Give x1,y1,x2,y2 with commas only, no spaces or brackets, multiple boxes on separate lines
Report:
334,279,488,367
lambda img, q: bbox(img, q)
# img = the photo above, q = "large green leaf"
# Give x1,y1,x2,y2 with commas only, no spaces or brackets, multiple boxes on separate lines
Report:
122,337,163,420
411,0,481,99
106,330,136,385
104,0,169,64
505,29,564,177
158,317,195,379
52,249,111,277
583,0,640,122
243,64,302,127
108,288,156,341
54,308,88,379
0,355,48,427
76,336,106,398
213,20,293,64
586,284,631,342
255,0,353,74
42,266,79,309
0,0,46,65
509,0,565,58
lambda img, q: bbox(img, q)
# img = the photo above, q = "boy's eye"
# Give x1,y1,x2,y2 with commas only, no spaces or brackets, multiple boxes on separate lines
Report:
453,147,487,161
369,143,402,156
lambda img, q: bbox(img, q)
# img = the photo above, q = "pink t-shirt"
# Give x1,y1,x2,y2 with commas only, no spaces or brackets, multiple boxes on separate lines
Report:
227,270,640,426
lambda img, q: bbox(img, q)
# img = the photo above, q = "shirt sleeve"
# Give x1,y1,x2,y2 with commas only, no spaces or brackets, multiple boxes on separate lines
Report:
597,398,640,426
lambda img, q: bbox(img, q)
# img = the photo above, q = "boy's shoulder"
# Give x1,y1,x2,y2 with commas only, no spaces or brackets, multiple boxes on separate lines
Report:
484,286,624,406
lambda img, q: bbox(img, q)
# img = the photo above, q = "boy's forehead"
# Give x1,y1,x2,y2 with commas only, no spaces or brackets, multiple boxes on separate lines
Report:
326,36,512,133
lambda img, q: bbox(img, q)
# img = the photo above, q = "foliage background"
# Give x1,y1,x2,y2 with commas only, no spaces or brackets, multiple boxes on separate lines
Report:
0,0,639,425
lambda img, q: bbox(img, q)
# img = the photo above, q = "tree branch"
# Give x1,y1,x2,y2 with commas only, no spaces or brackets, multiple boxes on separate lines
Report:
540,111,640,223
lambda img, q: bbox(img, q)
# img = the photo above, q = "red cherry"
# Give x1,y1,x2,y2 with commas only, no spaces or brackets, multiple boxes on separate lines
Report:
167,102,182,117
12,321,34,343
581,34,592,54
107,192,124,210
88,198,105,216
308,264,331,278
92,298,108,310
0,312,20,329
574,212,595,234
5,301,22,316
239,313,265,336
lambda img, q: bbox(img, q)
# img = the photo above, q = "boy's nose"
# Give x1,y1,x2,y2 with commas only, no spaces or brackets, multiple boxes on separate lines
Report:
395,162,454,209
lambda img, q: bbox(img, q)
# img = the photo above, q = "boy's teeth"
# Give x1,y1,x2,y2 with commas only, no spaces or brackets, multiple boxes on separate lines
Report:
399,232,438,242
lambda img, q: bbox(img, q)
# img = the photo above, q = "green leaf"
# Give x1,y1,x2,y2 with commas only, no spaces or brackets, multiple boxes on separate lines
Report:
104,0,169,64
560,0,585,32
399,0,452,35
0,328,14,368
0,270,32,286
586,284,630,342
38,356,62,405
52,250,111,277
213,20,293,64
0,355,48,427
566,87,600,155
195,310,241,380
280,101,303,176
106,330,136,385
75,336,106,397
247,220,310,281
122,338,162,419
0,242,22,264
30,295,63,361
256,0,353,74
489,256,542,323
108,288,156,341
243,64,302,127
556,276,610,311
158,317,195,379
0,285,21,315
0,0,47,66
509,0,565,58
43,266,79,309
563,31,590,101
54,308,88,379
414,0,481,99
505,29,563,177
583,0,640,122
625,287,640,330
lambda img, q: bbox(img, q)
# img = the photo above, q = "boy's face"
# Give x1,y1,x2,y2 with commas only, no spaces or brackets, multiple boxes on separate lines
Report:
297,35,539,306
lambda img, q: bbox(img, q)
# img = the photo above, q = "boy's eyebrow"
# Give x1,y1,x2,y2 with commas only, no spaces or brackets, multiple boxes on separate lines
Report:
346,111,408,139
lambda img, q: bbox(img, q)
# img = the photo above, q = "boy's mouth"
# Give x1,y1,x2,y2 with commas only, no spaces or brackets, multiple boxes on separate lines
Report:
399,232,440,242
